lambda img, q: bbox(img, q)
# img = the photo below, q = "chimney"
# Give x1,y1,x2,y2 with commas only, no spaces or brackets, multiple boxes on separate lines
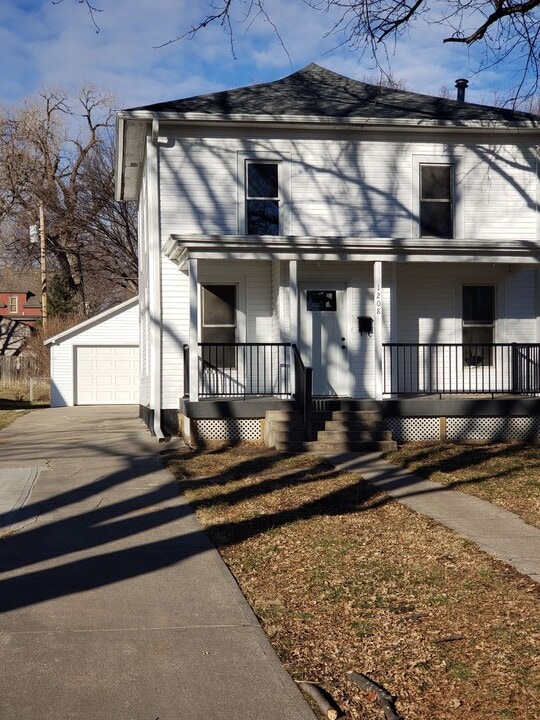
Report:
455,78,469,102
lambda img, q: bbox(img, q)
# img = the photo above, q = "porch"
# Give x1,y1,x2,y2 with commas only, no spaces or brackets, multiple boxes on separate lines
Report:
163,241,540,445
179,342,540,446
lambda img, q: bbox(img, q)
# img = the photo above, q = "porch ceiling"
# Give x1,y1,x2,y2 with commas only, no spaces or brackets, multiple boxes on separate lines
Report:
164,234,540,269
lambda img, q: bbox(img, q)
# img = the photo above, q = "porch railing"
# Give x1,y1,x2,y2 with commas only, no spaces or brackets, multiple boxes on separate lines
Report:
196,343,293,398
183,344,190,398
383,343,540,396
183,343,314,436
292,344,313,440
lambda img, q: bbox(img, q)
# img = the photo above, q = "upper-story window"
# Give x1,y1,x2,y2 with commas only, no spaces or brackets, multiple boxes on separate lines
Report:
245,161,280,235
9,296,18,313
420,164,453,238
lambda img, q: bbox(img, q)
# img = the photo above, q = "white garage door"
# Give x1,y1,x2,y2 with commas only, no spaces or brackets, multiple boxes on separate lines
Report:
76,346,139,404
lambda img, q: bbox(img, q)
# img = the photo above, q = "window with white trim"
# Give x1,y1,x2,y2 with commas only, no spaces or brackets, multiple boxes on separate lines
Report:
9,296,18,313
245,161,280,235
420,163,453,238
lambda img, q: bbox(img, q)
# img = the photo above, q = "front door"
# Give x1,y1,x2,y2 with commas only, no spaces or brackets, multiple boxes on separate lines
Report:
299,284,350,396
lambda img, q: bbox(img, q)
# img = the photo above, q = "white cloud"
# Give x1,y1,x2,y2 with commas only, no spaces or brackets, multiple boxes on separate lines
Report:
0,0,531,110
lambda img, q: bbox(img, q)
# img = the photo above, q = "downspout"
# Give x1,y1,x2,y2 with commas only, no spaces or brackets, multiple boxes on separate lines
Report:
537,146,540,344
148,118,166,440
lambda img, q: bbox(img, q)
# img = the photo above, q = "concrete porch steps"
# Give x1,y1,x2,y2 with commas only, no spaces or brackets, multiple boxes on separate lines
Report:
264,408,397,453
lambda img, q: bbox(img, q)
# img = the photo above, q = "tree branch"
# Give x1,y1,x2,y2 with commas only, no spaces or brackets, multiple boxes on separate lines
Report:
443,0,540,44
51,0,103,33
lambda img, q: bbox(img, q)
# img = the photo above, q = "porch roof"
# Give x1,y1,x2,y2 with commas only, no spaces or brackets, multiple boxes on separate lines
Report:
164,234,540,269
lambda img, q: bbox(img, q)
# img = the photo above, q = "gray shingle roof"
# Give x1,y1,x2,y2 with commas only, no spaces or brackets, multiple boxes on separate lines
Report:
128,63,537,123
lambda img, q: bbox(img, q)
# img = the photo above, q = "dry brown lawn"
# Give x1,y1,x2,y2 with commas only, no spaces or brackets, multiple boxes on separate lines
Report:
164,443,539,720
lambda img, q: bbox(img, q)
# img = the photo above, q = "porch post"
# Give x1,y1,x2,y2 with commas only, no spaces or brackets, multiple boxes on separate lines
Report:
536,268,540,342
289,260,299,344
188,258,199,402
289,260,299,398
374,261,383,400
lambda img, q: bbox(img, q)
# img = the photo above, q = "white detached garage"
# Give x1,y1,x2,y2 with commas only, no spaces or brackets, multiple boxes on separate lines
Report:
45,297,139,407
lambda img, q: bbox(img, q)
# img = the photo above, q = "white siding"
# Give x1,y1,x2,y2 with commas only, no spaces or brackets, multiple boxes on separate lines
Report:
157,128,538,244
463,144,537,239
50,344,72,407
159,137,239,235
395,263,539,344
161,255,189,408
290,137,412,237
248,264,272,341
396,265,458,344
506,267,538,341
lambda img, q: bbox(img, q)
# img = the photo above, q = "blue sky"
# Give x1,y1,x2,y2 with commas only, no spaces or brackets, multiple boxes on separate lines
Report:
0,0,531,110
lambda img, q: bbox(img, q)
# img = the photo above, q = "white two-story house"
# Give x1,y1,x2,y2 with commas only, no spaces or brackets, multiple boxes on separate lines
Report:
115,64,540,445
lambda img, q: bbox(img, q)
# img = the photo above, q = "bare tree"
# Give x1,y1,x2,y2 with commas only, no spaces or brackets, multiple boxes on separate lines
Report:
56,0,540,102
190,1,540,101
0,86,137,315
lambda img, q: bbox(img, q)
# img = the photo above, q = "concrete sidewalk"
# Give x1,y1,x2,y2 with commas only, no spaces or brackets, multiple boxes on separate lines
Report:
318,451,540,582
0,406,315,720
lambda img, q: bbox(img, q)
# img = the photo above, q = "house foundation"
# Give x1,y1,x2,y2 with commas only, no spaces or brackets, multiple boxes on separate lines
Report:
174,397,540,446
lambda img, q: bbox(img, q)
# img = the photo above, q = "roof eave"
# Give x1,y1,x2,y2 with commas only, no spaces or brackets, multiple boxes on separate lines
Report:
115,115,149,202
114,115,125,202
117,109,540,132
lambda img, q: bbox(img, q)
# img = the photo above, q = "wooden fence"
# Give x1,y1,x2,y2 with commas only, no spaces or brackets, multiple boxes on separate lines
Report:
0,356,40,388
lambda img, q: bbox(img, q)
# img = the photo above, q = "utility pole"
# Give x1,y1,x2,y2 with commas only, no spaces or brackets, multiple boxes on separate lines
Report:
38,201,48,330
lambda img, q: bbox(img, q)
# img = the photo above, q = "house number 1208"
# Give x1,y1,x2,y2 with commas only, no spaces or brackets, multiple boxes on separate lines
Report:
376,286,382,315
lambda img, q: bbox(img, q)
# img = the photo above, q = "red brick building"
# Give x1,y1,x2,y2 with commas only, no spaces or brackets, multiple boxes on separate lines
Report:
0,290,42,321
0,289,42,355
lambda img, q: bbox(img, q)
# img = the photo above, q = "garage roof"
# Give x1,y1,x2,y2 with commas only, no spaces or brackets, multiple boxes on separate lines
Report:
44,297,139,346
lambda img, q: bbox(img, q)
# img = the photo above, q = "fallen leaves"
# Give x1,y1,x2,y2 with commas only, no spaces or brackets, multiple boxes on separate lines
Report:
166,444,540,720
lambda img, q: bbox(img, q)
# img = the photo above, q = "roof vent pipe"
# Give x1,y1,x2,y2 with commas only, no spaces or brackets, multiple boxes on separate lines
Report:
455,78,469,102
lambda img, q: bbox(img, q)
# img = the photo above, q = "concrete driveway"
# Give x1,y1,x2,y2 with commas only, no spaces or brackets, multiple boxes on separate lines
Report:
0,406,315,720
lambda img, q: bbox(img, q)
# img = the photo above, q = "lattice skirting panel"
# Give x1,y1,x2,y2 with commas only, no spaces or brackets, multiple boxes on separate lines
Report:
192,418,263,442
386,416,540,442
446,416,540,442
386,417,440,443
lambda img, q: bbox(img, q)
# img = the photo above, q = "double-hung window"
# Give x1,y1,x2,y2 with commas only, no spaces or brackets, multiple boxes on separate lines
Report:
245,161,280,235
9,296,18,313
419,163,453,238
462,285,495,365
